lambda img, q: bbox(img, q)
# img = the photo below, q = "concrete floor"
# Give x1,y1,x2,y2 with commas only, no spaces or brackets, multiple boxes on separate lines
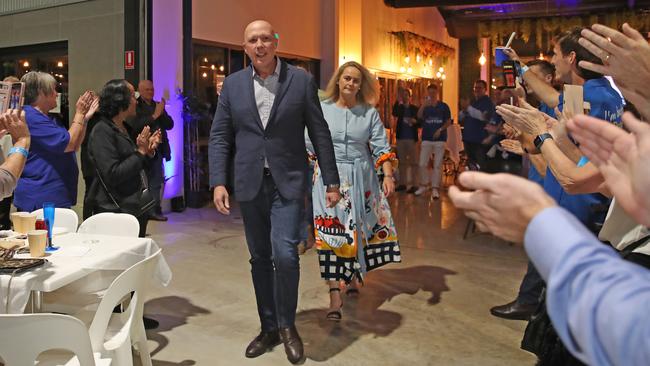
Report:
141,190,537,366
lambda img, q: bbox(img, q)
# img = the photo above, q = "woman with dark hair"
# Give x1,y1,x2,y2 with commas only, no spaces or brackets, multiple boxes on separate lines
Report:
87,79,160,237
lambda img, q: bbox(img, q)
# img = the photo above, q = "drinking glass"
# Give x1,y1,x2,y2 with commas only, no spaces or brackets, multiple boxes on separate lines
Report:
43,202,59,252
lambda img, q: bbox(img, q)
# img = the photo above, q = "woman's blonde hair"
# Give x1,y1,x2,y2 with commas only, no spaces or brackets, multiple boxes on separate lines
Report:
323,61,379,106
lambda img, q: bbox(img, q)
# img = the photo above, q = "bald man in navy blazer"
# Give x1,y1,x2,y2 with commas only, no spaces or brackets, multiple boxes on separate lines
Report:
209,20,340,364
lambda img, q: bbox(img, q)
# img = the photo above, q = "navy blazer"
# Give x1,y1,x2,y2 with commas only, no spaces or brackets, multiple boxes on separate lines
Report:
209,61,339,202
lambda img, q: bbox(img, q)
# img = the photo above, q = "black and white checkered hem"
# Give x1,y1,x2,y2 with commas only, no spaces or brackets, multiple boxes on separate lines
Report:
318,242,401,283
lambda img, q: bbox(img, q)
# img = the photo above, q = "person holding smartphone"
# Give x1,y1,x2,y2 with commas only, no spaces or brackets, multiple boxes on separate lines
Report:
415,84,451,199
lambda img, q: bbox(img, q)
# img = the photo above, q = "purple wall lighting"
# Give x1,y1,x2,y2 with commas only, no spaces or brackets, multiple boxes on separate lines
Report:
152,0,184,200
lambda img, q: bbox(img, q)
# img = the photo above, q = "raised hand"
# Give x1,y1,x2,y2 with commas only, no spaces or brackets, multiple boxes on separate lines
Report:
136,126,152,155
153,98,166,119
84,94,99,123
578,24,650,94
75,91,93,116
0,109,30,145
148,129,162,153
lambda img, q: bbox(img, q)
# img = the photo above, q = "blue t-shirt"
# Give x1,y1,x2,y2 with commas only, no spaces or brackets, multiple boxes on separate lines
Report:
544,77,623,226
462,95,494,143
528,164,544,186
538,101,556,119
421,102,451,141
392,102,419,141
14,106,78,211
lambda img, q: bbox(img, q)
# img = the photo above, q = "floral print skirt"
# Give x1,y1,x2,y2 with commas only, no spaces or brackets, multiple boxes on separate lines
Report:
312,158,401,283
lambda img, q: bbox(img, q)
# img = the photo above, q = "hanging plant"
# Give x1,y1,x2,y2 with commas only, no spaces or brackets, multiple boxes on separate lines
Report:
388,31,455,63
479,10,650,51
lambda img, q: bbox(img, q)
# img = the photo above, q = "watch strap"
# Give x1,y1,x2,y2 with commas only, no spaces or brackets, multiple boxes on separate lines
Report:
534,133,553,150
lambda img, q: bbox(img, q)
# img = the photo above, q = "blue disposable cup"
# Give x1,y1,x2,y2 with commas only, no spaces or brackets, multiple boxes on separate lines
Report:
495,47,509,67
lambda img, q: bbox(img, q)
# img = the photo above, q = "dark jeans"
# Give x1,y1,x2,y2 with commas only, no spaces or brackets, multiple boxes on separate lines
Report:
148,153,164,214
517,261,545,305
463,141,488,170
239,173,302,331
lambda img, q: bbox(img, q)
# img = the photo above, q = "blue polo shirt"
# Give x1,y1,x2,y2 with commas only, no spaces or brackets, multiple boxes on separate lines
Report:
543,77,622,226
421,102,451,141
462,95,494,143
14,106,78,211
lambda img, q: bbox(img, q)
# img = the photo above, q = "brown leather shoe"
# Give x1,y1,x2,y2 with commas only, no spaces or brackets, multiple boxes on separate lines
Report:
490,300,537,320
245,330,281,358
279,326,305,364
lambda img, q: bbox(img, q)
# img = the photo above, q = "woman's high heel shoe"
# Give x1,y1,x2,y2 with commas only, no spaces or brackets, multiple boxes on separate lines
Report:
326,288,343,321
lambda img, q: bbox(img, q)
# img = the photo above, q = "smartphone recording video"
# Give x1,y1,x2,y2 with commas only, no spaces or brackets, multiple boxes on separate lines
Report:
0,81,25,113
502,60,517,89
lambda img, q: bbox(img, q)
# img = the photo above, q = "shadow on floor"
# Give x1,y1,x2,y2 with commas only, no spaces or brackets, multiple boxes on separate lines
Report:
142,295,210,364
296,265,456,362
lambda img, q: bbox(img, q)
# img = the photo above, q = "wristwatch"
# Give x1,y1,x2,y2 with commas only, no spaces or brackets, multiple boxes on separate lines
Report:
326,184,340,192
534,133,554,150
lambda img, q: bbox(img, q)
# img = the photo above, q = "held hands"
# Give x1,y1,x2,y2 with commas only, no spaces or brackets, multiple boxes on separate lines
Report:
213,186,230,215
449,172,556,243
325,190,342,208
0,109,30,147
382,176,395,197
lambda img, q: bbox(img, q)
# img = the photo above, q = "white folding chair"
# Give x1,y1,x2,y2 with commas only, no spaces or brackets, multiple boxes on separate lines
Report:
74,249,162,366
0,313,111,366
45,213,140,316
78,212,140,237
32,208,79,234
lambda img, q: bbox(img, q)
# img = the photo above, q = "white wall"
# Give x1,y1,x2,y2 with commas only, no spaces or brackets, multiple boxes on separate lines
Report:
192,0,323,59
0,0,125,215
0,0,125,109
361,0,459,117
152,0,184,200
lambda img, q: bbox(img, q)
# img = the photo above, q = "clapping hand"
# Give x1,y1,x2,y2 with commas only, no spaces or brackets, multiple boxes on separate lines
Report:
449,172,556,243
496,100,547,136
84,94,99,123
0,109,30,145
74,91,95,117
578,23,650,120
502,123,521,140
500,139,525,155
136,126,153,156
568,112,650,227
148,129,162,154
153,98,166,119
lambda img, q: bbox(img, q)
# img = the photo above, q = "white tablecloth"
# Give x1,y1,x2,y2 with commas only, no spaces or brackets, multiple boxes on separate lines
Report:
0,233,172,314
